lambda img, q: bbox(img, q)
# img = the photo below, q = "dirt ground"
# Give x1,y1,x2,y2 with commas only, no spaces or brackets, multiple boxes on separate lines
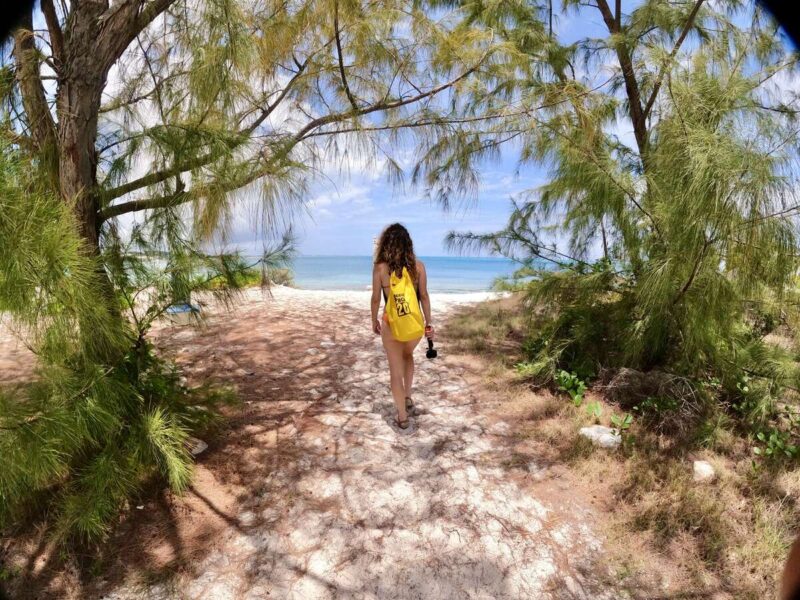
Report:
3,287,628,599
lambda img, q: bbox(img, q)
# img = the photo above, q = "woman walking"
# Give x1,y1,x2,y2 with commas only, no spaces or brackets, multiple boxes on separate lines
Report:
371,223,434,430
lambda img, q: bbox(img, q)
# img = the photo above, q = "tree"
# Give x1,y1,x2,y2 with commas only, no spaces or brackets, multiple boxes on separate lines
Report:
9,0,489,251
0,0,493,545
430,1,800,396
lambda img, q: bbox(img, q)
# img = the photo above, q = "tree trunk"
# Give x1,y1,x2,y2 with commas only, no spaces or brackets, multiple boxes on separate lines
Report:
55,2,108,252
57,76,103,250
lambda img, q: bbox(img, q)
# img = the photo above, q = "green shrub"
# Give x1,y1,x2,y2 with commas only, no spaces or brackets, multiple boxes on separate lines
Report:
555,369,587,406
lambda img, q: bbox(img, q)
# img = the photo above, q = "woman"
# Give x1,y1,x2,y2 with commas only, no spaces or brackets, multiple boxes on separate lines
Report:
371,223,434,430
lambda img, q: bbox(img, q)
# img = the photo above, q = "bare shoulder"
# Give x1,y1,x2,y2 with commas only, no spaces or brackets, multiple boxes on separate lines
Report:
373,261,389,279
416,259,426,273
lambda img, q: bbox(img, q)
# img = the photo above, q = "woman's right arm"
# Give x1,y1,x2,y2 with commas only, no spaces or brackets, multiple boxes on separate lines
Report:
371,263,382,335
417,261,433,337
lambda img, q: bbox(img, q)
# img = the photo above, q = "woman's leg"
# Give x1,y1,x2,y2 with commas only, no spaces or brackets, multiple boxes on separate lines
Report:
402,337,422,401
381,326,408,421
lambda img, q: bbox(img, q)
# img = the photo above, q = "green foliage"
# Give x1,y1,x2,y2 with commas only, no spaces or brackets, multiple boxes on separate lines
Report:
267,267,295,287
555,369,587,406
633,396,680,415
752,428,799,461
0,146,238,545
203,266,264,289
611,413,634,434
585,400,603,421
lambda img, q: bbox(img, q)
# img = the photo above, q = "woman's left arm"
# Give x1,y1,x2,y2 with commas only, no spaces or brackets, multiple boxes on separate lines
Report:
417,261,433,337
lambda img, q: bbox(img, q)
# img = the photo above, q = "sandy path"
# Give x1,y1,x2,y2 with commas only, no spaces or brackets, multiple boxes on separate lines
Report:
6,287,620,599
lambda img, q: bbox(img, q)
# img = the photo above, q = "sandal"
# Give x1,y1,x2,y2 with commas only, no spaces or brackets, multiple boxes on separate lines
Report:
405,397,418,416
396,414,410,430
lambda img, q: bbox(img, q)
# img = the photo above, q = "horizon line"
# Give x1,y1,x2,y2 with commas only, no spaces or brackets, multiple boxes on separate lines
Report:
251,254,511,259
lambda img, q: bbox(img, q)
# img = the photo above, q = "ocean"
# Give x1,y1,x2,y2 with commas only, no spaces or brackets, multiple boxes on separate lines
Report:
284,256,520,292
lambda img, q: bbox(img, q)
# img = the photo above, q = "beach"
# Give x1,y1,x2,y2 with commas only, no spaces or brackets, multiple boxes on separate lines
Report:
2,286,615,599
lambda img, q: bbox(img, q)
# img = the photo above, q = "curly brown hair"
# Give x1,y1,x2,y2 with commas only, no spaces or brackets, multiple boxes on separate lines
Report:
374,223,418,281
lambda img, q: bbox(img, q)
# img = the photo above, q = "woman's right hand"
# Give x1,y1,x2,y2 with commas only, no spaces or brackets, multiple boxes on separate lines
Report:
425,324,435,339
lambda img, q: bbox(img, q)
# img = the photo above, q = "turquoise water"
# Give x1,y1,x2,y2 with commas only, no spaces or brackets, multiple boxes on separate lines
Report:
284,256,520,292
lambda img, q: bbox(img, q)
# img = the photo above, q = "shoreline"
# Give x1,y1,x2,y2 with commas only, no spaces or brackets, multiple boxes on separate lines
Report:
222,285,508,310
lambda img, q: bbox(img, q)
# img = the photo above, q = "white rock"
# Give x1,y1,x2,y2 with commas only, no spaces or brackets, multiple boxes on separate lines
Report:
579,425,621,449
693,460,716,483
186,436,208,456
238,510,257,526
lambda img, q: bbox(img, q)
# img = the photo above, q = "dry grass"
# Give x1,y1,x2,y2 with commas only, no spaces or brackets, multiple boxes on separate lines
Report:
445,297,800,600
443,295,528,366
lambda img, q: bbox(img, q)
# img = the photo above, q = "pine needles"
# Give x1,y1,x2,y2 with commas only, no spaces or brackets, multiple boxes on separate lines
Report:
0,144,237,545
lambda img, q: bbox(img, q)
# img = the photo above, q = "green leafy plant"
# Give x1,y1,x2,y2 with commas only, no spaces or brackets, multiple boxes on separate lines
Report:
555,370,587,406
753,429,798,461
586,400,603,422
632,396,680,416
611,413,634,435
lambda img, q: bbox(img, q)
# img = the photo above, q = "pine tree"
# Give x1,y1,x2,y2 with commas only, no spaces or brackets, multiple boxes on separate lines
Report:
430,2,800,399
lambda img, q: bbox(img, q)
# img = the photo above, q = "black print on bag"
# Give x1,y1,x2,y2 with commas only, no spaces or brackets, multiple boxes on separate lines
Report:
394,294,411,317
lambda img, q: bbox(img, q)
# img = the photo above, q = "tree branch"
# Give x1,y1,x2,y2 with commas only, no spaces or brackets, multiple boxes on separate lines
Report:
100,60,312,202
672,236,710,306
595,0,648,156
101,54,483,206
101,190,188,220
641,0,705,121
101,57,482,223
13,12,58,170
290,59,483,144
101,155,275,221
334,0,359,112
98,0,178,74
41,0,65,70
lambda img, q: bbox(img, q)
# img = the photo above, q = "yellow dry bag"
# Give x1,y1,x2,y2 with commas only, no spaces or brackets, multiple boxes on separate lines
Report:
386,266,425,341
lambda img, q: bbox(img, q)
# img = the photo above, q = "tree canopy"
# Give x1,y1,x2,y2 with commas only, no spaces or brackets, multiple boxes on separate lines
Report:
440,1,800,385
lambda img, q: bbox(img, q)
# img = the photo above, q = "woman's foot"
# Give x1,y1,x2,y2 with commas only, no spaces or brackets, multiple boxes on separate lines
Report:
396,414,410,430
405,396,418,416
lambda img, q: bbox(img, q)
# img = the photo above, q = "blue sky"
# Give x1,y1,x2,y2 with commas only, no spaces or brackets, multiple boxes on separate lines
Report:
227,147,549,257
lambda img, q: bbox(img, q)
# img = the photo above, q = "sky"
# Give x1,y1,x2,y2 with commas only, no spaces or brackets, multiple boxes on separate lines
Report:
224,146,549,257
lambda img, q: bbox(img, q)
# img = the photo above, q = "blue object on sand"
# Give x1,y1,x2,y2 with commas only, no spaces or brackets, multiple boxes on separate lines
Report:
166,302,200,315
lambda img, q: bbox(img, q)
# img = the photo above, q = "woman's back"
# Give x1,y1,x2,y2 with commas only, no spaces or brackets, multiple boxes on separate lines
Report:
370,223,434,431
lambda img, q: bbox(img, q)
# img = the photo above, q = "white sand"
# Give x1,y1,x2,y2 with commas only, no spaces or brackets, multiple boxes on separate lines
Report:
240,285,508,309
